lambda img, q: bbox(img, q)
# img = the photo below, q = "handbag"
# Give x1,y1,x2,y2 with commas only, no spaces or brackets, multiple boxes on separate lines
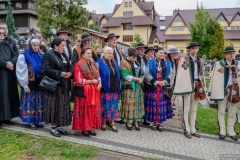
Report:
74,85,85,97
163,87,173,98
39,76,59,93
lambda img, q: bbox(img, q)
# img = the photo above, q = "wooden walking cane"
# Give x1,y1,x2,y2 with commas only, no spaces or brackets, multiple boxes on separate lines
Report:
182,95,186,132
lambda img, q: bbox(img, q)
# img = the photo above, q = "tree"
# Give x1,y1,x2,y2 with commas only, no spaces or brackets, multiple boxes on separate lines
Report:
6,0,18,38
189,2,215,58
34,0,89,39
209,22,225,60
130,33,144,47
89,24,100,31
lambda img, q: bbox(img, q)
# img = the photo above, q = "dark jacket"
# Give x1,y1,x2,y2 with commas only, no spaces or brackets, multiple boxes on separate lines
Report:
4,36,18,54
41,49,71,93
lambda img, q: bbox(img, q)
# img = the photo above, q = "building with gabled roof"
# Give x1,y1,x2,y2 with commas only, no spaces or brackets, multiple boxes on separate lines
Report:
87,1,240,53
0,0,39,35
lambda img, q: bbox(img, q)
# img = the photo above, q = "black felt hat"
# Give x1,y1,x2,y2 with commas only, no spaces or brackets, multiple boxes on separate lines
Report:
81,34,91,42
136,43,147,49
186,42,201,49
144,47,157,54
57,28,71,36
223,46,235,53
105,33,120,42
235,53,240,60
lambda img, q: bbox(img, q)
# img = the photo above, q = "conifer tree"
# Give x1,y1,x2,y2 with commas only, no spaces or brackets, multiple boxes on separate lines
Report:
6,0,18,38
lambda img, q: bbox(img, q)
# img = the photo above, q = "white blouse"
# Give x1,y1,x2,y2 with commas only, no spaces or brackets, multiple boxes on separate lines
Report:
16,54,29,89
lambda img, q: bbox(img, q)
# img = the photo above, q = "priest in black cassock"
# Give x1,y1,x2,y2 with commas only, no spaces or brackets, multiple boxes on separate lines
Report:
0,21,19,128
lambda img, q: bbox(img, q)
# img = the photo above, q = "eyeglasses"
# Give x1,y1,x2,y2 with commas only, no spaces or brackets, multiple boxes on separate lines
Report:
0,27,7,30
0,32,4,35
77,40,81,42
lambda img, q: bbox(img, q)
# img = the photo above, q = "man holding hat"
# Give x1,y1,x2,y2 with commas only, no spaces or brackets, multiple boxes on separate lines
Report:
105,33,123,66
57,28,73,61
235,53,240,124
209,46,239,141
174,42,204,139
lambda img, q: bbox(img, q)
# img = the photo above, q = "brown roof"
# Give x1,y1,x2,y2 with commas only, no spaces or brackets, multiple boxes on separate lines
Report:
0,9,36,15
103,16,156,27
90,13,112,24
16,27,29,34
224,30,240,40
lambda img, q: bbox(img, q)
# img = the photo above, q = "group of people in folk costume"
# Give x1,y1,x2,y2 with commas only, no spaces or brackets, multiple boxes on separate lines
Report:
0,21,239,141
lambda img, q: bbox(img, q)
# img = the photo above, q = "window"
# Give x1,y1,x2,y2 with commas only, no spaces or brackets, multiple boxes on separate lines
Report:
222,26,227,30
129,1,132,7
217,15,225,21
160,26,166,30
123,11,133,18
231,26,235,30
236,26,239,30
123,35,133,42
123,23,133,30
15,2,22,9
160,16,165,21
0,3,5,9
124,2,128,7
174,15,182,22
234,14,240,21
171,26,185,31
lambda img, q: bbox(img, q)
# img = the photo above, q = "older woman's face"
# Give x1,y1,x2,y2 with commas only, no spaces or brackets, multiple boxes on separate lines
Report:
103,49,113,60
82,49,92,61
54,41,65,54
155,50,165,60
31,42,40,52
128,56,137,63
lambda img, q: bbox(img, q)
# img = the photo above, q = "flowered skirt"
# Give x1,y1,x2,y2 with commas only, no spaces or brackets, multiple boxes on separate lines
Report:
101,92,119,121
20,89,44,124
44,86,72,126
120,89,144,120
72,97,102,131
145,89,172,123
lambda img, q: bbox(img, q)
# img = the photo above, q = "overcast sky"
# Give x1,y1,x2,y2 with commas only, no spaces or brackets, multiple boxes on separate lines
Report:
85,0,238,16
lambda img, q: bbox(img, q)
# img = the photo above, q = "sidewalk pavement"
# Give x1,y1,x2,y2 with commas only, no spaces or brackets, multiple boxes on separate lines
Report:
2,117,240,160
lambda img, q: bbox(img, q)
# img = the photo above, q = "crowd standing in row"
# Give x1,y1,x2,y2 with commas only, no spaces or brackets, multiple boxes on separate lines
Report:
0,20,239,141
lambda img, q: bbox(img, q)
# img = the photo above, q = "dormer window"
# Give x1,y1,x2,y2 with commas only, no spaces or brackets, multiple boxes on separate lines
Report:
217,15,225,21
160,26,166,30
174,15,182,22
124,2,128,7
234,14,240,21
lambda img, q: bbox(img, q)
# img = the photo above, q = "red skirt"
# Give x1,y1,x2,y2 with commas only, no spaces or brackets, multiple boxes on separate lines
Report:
72,97,102,131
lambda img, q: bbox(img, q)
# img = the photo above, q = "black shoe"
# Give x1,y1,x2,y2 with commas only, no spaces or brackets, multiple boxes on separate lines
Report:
0,123,2,129
3,120,15,125
101,123,107,131
142,120,150,126
229,135,238,141
57,127,68,135
115,119,124,124
125,123,132,131
82,131,90,137
35,123,44,128
108,124,118,132
219,134,226,140
132,122,140,131
50,129,61,137
29,124,37,130
89,131,97,136
172,113,175,116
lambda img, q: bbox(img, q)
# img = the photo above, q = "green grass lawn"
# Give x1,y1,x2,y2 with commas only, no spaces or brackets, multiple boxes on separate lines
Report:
0,129,99,160
197,104,240,137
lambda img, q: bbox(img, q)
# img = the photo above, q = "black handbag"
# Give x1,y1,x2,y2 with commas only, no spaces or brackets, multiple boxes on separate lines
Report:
74,86,85,97
39,76,59,93
163,87,173,98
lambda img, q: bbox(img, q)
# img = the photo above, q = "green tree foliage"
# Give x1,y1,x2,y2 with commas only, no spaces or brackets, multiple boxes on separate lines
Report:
130,33,144,47
209,22,224,60
34,0,89,39
189,2,215,58
6,0,18,38
89,24,100,31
